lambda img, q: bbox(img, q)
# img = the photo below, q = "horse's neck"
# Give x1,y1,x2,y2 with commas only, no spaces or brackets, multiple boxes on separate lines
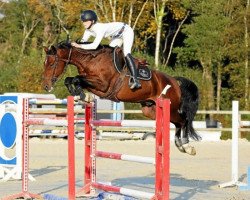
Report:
70,51,93,75
71,49,116,77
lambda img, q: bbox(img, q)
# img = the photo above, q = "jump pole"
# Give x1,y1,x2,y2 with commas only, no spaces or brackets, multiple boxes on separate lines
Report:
219,101,245,188
74,98,170,199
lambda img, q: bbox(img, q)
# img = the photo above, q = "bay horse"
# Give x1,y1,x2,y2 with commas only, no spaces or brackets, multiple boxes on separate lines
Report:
43,41,201,155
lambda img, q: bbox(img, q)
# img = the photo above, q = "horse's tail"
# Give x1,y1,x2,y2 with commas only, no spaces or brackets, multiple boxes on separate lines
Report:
175,76,201,141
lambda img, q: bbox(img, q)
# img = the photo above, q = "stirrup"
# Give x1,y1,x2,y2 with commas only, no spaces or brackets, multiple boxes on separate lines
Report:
129,77,141,89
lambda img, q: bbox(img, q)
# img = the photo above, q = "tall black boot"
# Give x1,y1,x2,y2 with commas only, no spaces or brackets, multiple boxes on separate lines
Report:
125,54,141,89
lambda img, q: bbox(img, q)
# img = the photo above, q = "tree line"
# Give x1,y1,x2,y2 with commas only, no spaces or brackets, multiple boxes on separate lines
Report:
0,0,249,111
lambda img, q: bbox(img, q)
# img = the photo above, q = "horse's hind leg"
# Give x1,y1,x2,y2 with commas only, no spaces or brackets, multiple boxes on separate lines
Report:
180,126,196,155
174,123,196,155
173,124,185,153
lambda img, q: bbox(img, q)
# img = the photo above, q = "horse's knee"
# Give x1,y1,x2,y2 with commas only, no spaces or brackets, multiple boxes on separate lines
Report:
72,76,82,85
64,77,74,86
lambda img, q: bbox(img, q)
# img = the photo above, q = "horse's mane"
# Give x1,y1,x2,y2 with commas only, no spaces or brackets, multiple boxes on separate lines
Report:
47,40,114,56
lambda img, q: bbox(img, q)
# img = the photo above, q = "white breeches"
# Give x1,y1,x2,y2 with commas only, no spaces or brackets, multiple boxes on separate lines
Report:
109,26,134,56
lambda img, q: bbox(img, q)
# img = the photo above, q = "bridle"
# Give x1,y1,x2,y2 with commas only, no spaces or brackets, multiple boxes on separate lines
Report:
45,47,73,84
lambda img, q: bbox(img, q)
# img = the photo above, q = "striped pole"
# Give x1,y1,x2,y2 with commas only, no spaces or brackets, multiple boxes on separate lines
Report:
92,182,154,199
95,151,155,164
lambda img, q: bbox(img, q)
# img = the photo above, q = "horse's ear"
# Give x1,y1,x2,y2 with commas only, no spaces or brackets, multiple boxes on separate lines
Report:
50,46,57,54
44,47,49,53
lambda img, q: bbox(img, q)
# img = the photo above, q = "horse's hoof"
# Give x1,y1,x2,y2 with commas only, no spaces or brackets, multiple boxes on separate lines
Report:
84,92,94,102
182,144,196,156
176,145,186,153
175,140,185,153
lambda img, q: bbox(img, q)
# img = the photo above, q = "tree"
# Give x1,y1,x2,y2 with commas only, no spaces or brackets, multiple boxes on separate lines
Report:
175,0,230,110
244,0,250,109
162,1,190,67
222,0,250,109
153,0,168,69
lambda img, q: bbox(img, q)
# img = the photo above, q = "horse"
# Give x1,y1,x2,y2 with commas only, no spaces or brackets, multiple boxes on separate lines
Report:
43,41,201,155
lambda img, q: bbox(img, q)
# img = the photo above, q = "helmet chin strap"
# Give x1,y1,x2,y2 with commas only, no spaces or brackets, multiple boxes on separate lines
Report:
87,20,95,29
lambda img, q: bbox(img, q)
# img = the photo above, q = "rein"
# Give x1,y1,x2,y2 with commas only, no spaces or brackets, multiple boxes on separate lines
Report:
47,47,73,83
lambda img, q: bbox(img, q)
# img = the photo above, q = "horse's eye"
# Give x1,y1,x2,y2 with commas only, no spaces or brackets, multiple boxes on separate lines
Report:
52,77,57,83
48,58,56,68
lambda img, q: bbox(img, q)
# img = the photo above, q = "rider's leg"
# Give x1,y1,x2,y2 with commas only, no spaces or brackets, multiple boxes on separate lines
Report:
125,54,141,89
122,26,141,89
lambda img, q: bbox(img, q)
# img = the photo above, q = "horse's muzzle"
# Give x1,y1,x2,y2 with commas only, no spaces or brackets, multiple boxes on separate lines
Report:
44,85,53,92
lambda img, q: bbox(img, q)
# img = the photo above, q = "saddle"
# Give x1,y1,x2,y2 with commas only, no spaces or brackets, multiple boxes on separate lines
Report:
112,47,152,80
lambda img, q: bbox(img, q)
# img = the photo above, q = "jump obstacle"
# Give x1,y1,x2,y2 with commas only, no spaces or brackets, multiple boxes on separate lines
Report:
68,97,170,199
1,96,170,199
2,96,248,198
219,101,249,189
1,96,84,199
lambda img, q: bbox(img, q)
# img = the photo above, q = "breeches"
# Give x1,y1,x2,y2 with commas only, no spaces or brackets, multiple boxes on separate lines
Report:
109,26,134,56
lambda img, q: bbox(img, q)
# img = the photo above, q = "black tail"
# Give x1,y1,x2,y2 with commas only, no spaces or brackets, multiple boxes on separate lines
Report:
175,76,201,141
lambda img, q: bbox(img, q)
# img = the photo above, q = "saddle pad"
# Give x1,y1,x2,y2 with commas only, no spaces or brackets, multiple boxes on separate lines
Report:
113,47,152,81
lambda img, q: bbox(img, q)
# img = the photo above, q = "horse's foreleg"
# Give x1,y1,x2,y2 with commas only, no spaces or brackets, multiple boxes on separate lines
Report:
72,76,86,100
64,77,76,95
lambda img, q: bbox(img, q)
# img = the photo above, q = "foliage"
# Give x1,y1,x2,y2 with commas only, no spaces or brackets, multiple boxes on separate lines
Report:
0,0,249,114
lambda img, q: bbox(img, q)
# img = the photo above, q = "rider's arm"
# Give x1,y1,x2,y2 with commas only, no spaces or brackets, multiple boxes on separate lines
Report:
80,27,105,50
81,30,91,43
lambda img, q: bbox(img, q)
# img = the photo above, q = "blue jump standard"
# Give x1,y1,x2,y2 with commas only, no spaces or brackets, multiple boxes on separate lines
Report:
239,166,250,191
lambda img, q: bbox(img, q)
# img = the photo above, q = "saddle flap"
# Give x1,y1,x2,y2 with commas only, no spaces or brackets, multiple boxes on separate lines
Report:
113,47,152,80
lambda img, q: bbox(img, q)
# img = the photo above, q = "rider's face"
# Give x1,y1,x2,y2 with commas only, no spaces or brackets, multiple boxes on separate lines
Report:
82,21,92,29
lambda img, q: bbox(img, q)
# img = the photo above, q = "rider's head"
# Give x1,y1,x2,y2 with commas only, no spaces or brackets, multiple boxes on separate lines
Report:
80,10,97,29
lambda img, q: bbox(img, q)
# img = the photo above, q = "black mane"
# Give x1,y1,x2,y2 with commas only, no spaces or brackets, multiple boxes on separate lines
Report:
47,40,114,56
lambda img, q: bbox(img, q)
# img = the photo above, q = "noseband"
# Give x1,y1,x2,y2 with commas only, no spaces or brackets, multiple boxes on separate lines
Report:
46,47,73,83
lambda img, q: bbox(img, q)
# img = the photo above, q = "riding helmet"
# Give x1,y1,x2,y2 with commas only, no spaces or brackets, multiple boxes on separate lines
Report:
80,10,98,23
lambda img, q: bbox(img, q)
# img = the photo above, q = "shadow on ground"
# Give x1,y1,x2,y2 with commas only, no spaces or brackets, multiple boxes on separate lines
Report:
111,173,219,200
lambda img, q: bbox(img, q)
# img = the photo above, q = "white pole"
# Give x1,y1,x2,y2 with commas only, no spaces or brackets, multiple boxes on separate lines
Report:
219,101,245,188
232,101,239,183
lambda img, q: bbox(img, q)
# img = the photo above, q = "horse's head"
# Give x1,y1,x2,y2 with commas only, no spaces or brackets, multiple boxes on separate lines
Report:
43,42,72,92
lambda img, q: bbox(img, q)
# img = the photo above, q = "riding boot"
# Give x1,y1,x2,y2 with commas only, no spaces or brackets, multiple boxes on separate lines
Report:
125,54,141,89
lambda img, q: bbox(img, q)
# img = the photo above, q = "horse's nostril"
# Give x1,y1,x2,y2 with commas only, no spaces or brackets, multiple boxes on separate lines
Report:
44,85,48,91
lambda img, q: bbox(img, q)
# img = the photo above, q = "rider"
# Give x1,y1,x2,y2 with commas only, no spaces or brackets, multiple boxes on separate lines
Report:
71,10,141,90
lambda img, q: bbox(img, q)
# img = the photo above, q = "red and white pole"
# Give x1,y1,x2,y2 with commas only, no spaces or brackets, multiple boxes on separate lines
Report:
67,96,75,200
155,98,170,200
